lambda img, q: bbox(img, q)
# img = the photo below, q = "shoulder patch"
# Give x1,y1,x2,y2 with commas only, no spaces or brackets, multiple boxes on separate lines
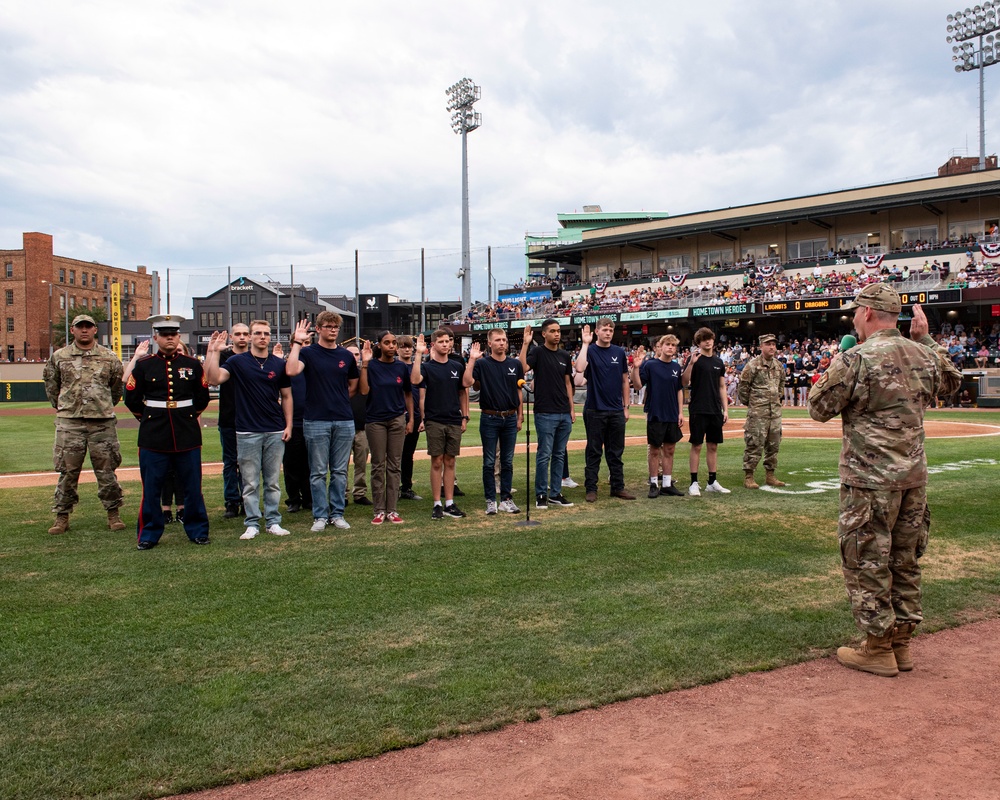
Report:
125,374,136,391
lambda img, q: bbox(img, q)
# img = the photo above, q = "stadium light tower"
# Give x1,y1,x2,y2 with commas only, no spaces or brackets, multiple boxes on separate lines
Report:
446,77,482,314
947,3,1000,170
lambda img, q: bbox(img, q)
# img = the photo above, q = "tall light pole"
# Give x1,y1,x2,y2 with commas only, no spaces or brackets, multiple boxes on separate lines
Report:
446,77,482,314
948,3,1000,171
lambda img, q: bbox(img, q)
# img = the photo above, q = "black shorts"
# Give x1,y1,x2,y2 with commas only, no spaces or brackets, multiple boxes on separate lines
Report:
689,414,724,446
647,421,683,447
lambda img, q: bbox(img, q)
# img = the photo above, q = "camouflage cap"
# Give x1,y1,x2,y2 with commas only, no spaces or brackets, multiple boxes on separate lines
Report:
71,314,97,327
841,282,901,314
758,333,777,345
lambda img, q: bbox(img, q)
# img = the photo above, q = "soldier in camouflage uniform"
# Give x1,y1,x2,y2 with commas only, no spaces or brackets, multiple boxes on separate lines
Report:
808,284,961,677
42,314,126,535
738,333,786,489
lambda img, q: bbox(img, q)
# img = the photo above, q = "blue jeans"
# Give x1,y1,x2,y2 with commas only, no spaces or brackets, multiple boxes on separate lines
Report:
237,432,285,528
218,425,242,507
533,412,572,496
303,419,355,520
480,413,518,502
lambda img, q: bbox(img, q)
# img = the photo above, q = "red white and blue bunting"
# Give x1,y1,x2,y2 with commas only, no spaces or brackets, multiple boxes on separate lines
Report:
756,263,778,277
979,241,1000,260
668,273,688,287
859,254,885,270
594,282,608,294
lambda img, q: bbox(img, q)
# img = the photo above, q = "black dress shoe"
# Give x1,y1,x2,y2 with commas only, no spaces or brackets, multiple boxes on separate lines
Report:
192,536,210,545
223,506,238,519
287,503,301,514
353,496,373,506
137,541,157,551
452,484,466,497
175,508,185,524
162,511,174,524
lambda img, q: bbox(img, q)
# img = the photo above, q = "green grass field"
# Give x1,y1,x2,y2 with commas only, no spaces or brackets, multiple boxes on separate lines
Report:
3,407,1000,800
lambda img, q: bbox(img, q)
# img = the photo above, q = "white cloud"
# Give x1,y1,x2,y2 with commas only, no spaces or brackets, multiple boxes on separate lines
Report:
0,0,987,314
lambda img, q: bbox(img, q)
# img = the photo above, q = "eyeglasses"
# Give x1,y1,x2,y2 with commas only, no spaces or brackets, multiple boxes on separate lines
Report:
319,325,339,331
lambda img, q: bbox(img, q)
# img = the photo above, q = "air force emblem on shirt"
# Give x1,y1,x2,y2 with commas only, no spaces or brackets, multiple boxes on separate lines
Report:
611,356,619,363
508,367,517,375
451,370,459,379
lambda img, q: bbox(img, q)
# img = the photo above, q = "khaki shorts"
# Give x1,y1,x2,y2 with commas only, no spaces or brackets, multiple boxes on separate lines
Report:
425,420,463,457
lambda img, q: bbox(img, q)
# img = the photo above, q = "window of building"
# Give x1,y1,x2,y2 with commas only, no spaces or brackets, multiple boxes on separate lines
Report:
697,248,734,271
249,294,256,305
280,311,289,327
621,257,653,277
890,226,939,249
264,311,275,325
131,281,136,295
587,263,613,281
81,298,88,308
6,318,13,332
69,270,76,285
104,277,109,290
200,313,209,327
947,220,984,241
835,232,879,253
740,244,780,262
658,254,692,274
786,238,829,261
4,262,12,279
59,269,65,283
5,289,12,305
240,294,248,305
59,294,65,310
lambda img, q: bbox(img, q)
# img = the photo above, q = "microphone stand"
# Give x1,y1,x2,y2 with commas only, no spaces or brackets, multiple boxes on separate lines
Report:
517,381,540,528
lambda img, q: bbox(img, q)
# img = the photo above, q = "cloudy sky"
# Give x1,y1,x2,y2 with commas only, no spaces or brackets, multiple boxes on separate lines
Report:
0,0,983,315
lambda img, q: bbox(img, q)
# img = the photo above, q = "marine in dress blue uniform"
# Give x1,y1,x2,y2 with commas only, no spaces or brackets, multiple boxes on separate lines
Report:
124,315,211,550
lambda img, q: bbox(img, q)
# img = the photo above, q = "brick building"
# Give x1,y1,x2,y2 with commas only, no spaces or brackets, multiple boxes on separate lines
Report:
0,232,156,362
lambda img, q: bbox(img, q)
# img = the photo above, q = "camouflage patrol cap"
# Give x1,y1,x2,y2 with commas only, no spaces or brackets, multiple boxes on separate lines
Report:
841,282,901,314
71,314,97,327
758,333,777,345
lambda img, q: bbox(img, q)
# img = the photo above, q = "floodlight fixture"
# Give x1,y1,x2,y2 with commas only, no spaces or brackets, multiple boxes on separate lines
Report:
948,4,1000,169
445,77,483,313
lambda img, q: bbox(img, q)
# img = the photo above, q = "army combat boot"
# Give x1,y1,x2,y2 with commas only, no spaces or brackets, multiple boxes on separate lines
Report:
892,623,917,672
107,510,126,531
836,632,899,677
765,471,786,487
48,514,70,535
744,470,759,489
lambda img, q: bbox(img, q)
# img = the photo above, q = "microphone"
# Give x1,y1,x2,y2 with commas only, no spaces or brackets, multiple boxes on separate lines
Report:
517,379,527,388
840,334,857,351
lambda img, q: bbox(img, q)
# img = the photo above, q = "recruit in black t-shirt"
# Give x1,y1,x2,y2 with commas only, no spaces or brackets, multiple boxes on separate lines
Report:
421,358,464,424
687,354,725,416
526,345,573,414
473,356,523,412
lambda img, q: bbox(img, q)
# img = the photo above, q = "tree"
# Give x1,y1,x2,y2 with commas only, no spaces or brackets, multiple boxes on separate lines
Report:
52,306,109,348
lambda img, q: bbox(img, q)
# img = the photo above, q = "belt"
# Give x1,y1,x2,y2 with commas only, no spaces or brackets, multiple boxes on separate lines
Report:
144,399,194,409
481,409,517,417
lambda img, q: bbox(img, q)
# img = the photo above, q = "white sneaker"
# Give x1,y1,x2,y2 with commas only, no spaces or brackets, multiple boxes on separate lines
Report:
705,480,731,494
688,482,701,497
486,501,498,516
267,524,291,536
329,517,351,530
240,526,259,540
310,518,327,532
499,499,520,514
562,477,579,488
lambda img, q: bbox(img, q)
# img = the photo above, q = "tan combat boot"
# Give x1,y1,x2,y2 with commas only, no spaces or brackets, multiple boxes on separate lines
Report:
765,471,786,487
48,514,70,535
107,510,126,531
836,631,899,677
744,470,759,489
892,623,916,672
